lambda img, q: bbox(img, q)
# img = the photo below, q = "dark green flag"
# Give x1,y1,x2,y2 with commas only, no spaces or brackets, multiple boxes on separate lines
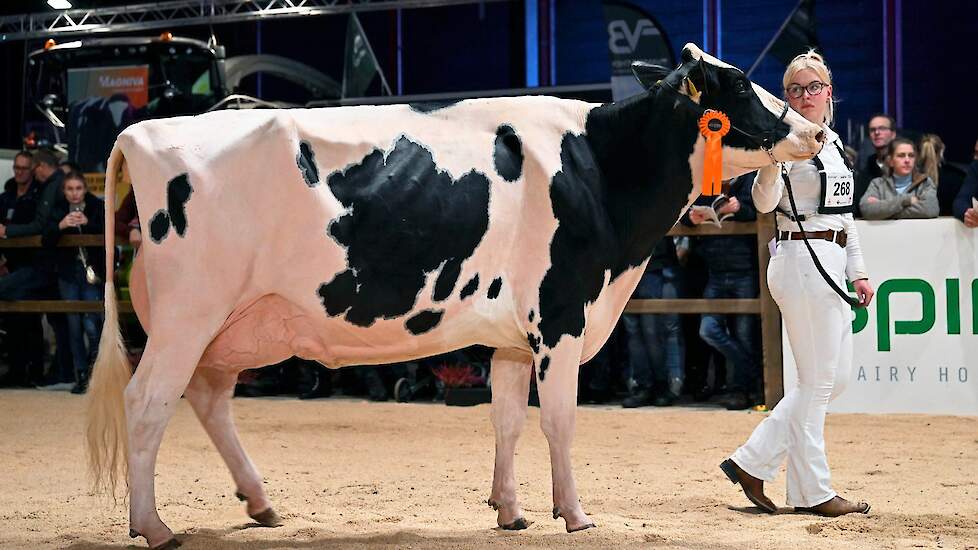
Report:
342,13,379,98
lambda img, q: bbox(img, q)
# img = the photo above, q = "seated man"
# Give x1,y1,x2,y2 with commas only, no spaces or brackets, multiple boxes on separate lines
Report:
0,149,73,385
682,173,762,410
0,151,45,387
952,147,978,228
620,238,685,408
854,114,897,217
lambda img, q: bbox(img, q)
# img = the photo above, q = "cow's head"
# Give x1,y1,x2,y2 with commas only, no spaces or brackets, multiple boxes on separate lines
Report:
634,43,824,177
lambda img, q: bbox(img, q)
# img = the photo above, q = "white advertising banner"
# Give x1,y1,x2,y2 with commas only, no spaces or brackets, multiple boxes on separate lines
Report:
782,218,978,415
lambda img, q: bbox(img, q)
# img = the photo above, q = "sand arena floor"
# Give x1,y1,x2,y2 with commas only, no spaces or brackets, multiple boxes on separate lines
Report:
0,389,976,549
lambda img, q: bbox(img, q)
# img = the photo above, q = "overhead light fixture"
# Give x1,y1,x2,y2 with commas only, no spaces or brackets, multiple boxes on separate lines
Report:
47,0,73,9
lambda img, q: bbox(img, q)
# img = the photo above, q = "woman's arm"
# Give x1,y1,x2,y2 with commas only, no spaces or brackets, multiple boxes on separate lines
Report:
899,178,940,219
751,163,785,214
859,178,906,219
842,213,868,281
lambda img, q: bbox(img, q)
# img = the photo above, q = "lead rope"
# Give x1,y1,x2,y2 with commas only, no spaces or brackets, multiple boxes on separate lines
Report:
780,164,862,308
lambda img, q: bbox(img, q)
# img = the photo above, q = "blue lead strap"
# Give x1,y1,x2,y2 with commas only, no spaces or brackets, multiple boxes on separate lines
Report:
780,164,862,308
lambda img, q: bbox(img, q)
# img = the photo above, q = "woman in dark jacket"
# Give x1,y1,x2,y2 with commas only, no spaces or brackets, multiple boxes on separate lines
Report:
43,171,105,393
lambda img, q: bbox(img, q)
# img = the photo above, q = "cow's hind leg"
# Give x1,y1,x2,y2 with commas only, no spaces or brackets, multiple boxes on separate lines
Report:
125,332,216,549
487,349,533,530
535,343,595,532
184,368,282,527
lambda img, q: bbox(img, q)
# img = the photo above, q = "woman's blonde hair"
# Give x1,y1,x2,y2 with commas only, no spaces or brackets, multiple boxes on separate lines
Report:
783,50,834,125
918,133,944,186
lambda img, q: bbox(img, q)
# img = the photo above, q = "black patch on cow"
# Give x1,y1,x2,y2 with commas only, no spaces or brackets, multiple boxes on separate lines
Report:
149,210,170,243
166,174,193,237
536,132,618,348
487,277,502,299
528,309,535,322
147,173,194,244
493,124,523,182
531,62,783,352
318,135,491,326
538,355,551,381
433,258,462,302
527,333,540,355
405,309,444,335
459,274,479,300
409,100,461,113
317,271,356,317
297,140,319,186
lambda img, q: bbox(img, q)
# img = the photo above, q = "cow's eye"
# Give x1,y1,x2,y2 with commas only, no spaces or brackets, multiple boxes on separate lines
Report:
734,80,748,94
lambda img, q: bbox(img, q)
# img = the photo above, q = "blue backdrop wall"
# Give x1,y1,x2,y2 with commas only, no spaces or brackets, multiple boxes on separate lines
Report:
1,0,974,159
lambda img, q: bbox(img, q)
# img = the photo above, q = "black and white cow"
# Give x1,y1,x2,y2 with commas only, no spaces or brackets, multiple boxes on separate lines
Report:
87,44,822,549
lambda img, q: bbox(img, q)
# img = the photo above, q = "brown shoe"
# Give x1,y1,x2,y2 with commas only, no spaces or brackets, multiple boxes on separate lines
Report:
795,495,870,517
719,459,777,513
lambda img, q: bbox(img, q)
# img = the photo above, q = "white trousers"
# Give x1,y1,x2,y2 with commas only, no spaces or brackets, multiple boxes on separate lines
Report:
730,239,853,507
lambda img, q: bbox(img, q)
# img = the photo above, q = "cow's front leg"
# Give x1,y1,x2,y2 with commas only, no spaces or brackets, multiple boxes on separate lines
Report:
535,343,595,532
488,349,533,530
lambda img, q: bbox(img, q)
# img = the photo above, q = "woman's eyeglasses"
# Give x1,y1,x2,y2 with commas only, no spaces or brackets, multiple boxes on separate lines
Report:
785,81,827,99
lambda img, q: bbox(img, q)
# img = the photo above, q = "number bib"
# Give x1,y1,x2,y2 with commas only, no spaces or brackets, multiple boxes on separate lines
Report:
816,140,854,214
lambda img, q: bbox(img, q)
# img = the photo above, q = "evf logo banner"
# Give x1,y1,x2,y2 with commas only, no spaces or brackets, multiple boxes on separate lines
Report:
601,0,675,101
782,219,978,415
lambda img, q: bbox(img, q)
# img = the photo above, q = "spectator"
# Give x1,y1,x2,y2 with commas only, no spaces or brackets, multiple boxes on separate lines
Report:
43,171,105,394
860,138,939,219
0,149,74,386
952,156,978,228
918,134,965,216
115,187,142,250
682,174,762,410
620,238,684,408
854,114,897,217
0,152,46,387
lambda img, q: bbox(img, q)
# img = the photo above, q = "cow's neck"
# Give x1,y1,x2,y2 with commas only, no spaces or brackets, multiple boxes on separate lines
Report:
584,89,699,279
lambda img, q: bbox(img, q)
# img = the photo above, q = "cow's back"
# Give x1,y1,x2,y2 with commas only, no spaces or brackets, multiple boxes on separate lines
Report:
120,97,606,368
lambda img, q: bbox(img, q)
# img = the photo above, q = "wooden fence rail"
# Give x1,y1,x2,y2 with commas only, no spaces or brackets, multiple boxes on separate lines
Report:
0,221,785,405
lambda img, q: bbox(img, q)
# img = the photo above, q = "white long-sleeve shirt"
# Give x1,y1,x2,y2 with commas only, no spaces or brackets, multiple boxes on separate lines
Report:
752,125,869,281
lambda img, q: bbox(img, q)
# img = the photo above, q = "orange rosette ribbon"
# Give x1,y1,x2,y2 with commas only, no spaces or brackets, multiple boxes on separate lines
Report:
698,110,730,196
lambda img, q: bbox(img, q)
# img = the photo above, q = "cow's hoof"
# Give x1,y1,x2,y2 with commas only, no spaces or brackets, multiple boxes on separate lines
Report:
129,528,140,539
150,538,182,550
499,517,531,530
567,522,596,533
250,507,283,527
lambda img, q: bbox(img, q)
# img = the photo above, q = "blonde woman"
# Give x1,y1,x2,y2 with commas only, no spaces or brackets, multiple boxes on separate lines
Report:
860,138,939,219
919,133,966,216
719,51,874,517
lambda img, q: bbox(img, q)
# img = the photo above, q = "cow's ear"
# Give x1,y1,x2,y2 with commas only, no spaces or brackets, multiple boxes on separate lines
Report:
631,61,672,90
682,60,705,101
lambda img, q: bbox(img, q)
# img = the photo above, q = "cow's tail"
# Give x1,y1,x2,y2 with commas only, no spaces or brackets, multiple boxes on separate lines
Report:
86,143,132,501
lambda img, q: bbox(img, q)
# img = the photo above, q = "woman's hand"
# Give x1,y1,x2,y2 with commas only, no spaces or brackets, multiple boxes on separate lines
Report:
717,196,741,215
60,211,87,230
853,278,874,307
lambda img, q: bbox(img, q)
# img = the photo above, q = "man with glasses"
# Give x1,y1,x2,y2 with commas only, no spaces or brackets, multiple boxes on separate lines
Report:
854,114,897,217
0,149,73,387
0,151,46,386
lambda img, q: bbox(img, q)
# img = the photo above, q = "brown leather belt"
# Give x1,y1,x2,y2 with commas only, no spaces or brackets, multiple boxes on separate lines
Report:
778,230,847,248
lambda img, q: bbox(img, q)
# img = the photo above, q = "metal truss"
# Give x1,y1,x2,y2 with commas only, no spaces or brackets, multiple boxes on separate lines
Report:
0,0,509,42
